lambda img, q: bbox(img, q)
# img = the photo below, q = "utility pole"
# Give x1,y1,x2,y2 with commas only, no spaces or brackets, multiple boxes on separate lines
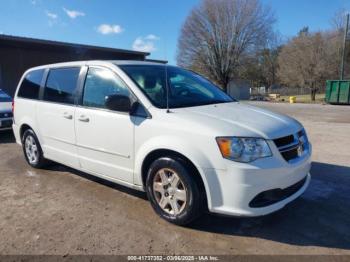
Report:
340,13,349,80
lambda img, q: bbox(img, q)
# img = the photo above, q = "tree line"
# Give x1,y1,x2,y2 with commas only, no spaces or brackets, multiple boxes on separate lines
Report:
177,0,349,101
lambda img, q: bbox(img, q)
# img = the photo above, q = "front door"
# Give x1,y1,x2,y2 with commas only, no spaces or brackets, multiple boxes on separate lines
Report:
75,66,134,183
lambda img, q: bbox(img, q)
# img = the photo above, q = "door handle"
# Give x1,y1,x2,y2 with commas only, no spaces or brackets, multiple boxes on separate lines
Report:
63,112,73,120
78,115,90,122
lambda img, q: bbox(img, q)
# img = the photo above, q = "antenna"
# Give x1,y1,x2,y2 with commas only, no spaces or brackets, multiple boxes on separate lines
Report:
164,37,168,61
165,65,170,113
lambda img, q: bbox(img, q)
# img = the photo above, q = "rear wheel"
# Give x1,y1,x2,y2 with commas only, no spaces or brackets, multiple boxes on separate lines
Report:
22,129,49,168
146,157,204,225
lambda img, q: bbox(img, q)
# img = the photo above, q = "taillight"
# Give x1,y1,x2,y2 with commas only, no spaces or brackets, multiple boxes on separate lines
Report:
12,100,15,114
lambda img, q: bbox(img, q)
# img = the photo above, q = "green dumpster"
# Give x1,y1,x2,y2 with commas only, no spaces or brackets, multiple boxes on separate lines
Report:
326,80,350,104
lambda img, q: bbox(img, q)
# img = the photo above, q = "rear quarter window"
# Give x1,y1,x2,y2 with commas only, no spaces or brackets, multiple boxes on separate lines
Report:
17,69,44,99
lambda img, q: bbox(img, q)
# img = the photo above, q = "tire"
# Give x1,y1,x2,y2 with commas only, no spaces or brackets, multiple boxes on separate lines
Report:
146,157,204,225
22,129,49,168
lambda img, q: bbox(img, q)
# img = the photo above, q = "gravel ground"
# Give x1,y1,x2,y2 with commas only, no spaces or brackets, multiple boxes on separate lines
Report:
0,102,349,255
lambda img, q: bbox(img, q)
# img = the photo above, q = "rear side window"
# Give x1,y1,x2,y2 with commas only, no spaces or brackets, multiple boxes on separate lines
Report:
17,69,44,99
43,67,80,105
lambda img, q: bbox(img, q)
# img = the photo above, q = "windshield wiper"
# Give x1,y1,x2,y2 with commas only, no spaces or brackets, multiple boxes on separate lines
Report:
168,100,233,109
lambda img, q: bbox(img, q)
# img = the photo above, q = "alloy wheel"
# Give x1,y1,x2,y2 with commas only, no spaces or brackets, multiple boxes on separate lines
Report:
25,135,39,164
153,168,187,215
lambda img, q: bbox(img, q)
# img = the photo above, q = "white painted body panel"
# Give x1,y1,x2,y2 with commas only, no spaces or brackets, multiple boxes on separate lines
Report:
75,107,134,183
13,60,312,217
36,101,80,168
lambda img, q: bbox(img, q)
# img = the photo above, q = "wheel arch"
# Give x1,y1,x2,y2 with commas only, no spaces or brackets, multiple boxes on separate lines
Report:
140,148,209,210
19,121,43,146
20,123,32,141
17,114,40,141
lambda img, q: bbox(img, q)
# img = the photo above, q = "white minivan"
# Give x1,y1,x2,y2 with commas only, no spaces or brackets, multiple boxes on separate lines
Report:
13,61,311,225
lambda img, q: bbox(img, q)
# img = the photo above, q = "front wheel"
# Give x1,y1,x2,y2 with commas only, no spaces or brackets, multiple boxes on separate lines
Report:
146,157,204,225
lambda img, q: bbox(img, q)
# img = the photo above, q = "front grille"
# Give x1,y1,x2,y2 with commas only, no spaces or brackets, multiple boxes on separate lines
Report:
0,112,13,118
249,176,307,208
274,135,294,147
0,119,13,128
281,147,299,160
273,130,309,162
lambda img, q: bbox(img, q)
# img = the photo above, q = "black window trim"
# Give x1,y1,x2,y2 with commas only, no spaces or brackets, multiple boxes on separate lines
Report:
77,65,151,118
38,68,49,100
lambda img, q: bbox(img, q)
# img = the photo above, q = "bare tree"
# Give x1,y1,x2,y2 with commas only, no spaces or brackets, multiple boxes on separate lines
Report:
259,34,281,90
331,8,348,32
177,0,275,91
332,10,350,80
277,31,342,101
239,47,280,90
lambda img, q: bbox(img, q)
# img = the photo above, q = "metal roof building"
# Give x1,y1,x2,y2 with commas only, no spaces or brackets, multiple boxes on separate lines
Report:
0,34,150,96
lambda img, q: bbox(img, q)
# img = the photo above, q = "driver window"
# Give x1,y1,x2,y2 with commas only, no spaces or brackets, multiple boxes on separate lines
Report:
83,67,130,109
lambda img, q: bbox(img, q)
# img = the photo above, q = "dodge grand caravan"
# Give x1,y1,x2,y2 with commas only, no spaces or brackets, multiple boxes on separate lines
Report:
13,61,311,225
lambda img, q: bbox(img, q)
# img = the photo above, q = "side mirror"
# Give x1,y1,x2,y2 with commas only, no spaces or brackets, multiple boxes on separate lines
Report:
105,94,132,112
130,101,151,118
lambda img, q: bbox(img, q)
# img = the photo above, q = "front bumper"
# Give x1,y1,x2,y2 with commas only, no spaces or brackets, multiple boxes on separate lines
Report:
0,117,13,130
204,144,312,217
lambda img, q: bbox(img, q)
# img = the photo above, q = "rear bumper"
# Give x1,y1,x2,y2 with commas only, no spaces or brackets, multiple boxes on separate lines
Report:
12,123,21,144
204,145,312,217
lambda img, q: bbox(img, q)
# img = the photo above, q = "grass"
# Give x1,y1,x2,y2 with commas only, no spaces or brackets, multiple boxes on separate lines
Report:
278,94,325,103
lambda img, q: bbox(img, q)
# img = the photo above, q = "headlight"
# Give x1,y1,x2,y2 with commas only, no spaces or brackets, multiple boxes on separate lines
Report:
298,129,309,152
216,137,272,163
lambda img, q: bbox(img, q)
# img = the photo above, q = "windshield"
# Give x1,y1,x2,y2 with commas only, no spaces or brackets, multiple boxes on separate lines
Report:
0,90,12,102
119,65,235,109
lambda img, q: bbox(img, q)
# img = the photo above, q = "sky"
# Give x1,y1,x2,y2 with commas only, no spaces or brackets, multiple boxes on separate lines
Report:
0,0,349,65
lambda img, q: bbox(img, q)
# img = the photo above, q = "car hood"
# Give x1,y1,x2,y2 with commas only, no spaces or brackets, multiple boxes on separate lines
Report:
0,102,12,112
173,102,302,139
